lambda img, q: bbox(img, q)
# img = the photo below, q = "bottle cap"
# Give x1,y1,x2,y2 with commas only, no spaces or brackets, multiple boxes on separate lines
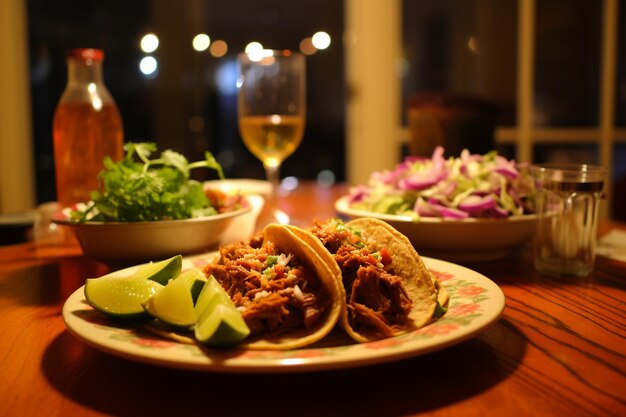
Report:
67,48,104,62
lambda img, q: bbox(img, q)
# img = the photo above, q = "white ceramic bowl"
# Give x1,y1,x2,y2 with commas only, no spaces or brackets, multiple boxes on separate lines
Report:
335,196,536,262
203,178,272,196
203,180,267,244
53,195,263,265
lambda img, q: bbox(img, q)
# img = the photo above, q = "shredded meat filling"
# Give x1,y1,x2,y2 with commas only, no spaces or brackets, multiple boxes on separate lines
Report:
309,220,413,338
205,238,327,337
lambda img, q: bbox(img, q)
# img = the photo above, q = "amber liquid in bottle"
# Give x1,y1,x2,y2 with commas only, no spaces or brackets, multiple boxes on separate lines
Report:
53,102,123,207
53,48,124,208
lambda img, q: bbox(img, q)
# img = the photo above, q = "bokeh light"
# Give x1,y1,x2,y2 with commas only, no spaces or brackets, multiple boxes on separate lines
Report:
139,56,158,76
311,31,331,50
215,59,239,95
246,44,273,62
140,33,159,53
192,34,211,52
245,42,264,55
188,116,204,132
299,37,316,55
281,176,299,191
210,40,228,57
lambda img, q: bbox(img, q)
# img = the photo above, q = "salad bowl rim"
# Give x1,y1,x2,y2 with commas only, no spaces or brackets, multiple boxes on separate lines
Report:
335,195,536,224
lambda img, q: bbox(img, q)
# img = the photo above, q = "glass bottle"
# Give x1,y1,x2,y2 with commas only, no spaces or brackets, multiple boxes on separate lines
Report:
53,48,124,207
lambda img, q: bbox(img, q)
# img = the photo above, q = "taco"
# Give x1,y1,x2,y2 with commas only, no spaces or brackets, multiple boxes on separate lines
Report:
203,224,343,350
288,218,446,343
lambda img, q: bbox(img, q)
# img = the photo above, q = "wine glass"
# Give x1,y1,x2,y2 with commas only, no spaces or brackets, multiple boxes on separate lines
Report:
237,49,306,226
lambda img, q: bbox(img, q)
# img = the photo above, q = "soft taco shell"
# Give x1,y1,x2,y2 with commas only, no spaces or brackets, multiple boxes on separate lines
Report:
237,224,343,350
145,224,343,350
348,218,438,328
288,218,438,342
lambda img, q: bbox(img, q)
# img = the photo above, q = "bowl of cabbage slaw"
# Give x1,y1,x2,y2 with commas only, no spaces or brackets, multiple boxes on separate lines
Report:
335,147,537,262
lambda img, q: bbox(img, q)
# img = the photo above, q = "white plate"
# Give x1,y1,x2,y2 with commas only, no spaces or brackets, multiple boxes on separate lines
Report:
335,196,536,262
62,253,505,373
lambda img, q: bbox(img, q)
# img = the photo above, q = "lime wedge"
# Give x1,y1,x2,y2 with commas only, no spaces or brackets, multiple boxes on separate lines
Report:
85,276,164,319
193,275,250,346
142,277,196,328
195,304,251,347
176,268,208,304
132,255,183,285
194,275,232,317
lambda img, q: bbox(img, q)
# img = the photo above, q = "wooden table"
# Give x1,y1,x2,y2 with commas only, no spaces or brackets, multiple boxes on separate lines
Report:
1,182,624,417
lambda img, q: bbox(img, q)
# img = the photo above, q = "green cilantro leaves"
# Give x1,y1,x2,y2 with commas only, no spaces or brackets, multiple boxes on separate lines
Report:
70,142,225,222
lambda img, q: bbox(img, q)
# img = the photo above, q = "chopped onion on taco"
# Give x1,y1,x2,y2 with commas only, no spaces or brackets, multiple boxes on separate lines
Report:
203,224,343,350
288,218,444,342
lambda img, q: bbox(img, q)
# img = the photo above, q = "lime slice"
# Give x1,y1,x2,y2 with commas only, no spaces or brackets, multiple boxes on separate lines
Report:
195,303,250,347
194,275,232,317
193,275,250,346
142,277,196,328
132,255,183,285
176,268,208,304
85,276,163,319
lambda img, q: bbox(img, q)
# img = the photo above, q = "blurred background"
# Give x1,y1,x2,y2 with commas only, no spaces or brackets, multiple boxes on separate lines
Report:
1,0,625,220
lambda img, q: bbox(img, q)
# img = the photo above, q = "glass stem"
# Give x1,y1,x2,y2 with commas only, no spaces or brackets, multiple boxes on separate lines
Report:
264,163,280,211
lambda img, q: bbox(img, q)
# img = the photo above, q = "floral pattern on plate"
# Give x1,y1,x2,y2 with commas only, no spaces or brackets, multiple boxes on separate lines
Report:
62,255,504,372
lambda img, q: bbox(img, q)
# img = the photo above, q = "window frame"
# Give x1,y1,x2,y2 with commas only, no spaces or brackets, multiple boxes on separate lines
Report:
346,0,621,218
1,0,622,217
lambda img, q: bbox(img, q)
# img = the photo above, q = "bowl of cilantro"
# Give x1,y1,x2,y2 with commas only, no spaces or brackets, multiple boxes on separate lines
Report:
53,143,259,265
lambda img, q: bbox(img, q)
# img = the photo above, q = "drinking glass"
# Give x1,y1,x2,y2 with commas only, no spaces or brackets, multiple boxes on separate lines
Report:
531,164,606,277
237,50,306,226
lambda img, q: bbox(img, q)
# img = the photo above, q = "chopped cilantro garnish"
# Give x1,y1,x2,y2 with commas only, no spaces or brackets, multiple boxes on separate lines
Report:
70,142,225,222
334,219,346,231
266,255,279,267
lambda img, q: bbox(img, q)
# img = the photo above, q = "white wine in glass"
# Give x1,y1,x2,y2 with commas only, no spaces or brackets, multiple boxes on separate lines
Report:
237,50,306,226
238,114,305,169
